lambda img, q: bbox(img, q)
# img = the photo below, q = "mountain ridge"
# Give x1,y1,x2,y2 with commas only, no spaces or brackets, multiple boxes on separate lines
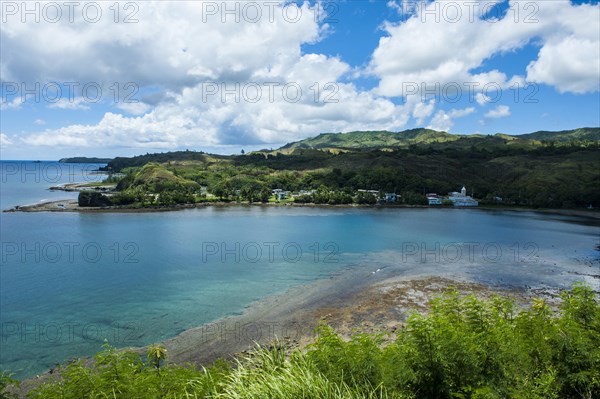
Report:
278,127,600,151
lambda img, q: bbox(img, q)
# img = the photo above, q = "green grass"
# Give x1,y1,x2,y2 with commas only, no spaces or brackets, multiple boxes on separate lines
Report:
5,284,598,399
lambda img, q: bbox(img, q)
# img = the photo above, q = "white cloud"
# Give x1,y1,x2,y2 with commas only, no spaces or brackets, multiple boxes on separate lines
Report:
427,107,475,132
7,1,416,150
527,36,600,94
428,112,453,132
47,98,90,110
3,1,597,153
34,119,45,125
485,105,511,118
0,133,13,146
475,93,491,106
386,1,405,14
449,107,475,118
369,1,600,97
23,83,411,149
0,1,325,94
116,101,153,116
0,98,23,110
412,99,436,125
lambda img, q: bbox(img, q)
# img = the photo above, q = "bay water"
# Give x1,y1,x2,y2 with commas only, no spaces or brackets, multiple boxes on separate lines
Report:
1,161,598,378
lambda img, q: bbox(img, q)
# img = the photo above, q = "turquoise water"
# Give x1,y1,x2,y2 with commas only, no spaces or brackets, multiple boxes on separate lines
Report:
0,161,599,378
0,161,106,210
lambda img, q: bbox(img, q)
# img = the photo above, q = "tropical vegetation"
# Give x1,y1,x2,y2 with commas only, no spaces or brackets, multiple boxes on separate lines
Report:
81,128,599,209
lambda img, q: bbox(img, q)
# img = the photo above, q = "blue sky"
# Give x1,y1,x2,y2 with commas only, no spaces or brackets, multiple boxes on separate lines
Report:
1,0,599,159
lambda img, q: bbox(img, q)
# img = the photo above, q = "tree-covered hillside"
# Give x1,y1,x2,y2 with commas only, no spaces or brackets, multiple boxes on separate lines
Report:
519,127,600,143
277,127,599,152
279,128,460,150
87,128,600,209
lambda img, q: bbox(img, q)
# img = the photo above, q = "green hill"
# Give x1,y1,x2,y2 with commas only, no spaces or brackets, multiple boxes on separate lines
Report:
279,127,599,152
519,127,600,142
100,150,222,172
118,163,200,193
90,127,599,209
100,128,600,173
280,128,458,150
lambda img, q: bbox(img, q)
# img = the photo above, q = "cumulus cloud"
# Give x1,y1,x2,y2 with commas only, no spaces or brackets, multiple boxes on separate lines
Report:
412,99,436,125
47,98,90,110
3,0,597,152
527,36,600,94
0,133,13,146
116,101,153,116
485,105,511,118
21,42,414,149
0,98,23,110
3,1,415,149
0,1,324,95
23,83,411,149
386,1,406,14
475,93,492,106
369,0,600,97
427,107,475,132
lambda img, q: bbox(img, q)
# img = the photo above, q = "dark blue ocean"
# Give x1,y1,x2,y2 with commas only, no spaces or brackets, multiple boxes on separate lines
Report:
1,161,598,378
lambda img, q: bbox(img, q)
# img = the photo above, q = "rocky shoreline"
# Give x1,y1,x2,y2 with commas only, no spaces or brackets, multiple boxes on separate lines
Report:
49,182,114,193
5,197,600,221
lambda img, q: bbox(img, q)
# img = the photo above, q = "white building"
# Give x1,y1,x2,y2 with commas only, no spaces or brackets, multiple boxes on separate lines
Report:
426,193,442,205
448,186,478,207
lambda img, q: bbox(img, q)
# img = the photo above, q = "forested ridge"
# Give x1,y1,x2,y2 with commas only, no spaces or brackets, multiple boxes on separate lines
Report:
91,128,600,208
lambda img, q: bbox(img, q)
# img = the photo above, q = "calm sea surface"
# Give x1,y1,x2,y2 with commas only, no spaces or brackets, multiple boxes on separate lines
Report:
1,161,598,378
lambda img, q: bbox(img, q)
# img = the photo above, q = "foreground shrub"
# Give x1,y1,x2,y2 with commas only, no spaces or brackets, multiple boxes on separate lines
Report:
308,284,599,399
12,284,598,399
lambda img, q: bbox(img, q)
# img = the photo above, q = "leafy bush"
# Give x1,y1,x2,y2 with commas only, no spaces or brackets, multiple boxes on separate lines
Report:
0,371,17,399
27,343,230,399
10,284,598,399
355,191,377,205
304,285,599,398
77,191,112,207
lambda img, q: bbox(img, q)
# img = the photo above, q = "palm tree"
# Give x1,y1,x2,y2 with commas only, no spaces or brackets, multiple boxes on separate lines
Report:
147,344,167,371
